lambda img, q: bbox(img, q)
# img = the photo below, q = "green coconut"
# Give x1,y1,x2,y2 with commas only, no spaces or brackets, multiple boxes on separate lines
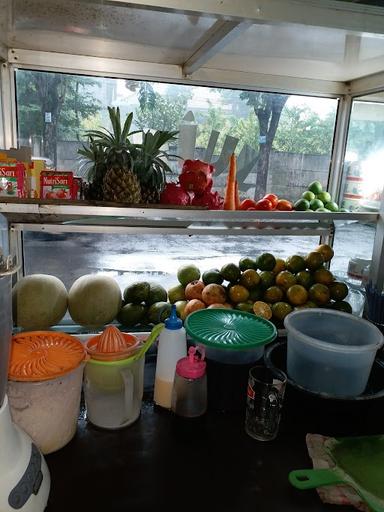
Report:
68,274,122,328
12,274,68,330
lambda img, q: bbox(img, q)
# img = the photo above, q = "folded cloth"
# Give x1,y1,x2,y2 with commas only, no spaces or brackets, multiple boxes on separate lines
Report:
306,434,369,512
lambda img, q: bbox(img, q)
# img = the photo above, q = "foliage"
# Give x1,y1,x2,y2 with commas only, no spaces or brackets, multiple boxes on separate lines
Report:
135,92,191,131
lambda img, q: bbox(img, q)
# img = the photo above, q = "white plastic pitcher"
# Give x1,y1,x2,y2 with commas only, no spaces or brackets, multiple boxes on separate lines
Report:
84,356,144,429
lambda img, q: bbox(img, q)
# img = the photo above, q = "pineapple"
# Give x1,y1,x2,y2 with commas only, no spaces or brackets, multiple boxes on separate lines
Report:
78,137,106,200
132,130,179,204
79,107,142,204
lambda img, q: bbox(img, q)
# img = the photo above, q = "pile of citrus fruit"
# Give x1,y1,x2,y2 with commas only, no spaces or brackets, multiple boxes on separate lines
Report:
168,243,352,329
293,180,347,212
116,243,352,330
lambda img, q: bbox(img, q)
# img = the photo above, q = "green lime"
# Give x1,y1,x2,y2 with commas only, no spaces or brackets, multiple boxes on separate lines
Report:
148,301,172,323
329,281,349,301
239,257,257,271
309,198,324,211
308,283,330,305
248,286,263,301
305,251,324,271
220,263,241,283
167,284,186,304
332,300,353,314
295,270,314,289
177,264,201,286
235,302,254,313
202,268,224,285
294,198,310,211
117,303,147,327
257,253,276,271
239,269,261,289
285,255,306,274
302,191,315,202
316,207,330,212
308,180,323,195
263,285,284,303
259,271,275,289
123,281,150,304
271,301,293,322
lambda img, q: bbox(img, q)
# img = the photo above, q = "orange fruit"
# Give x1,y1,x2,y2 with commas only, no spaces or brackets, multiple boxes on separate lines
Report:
263,285,284,303
228,284,250,303
285,255,306,274
248,287,263,301
275,270,297,291
253,301,272,320
272,258,286,275
308,283,330,305
239,269,261,289
296,270,314,289
286,284,309,306
328,281,349,301
271,301,293,322
259,271,275,289
257,253,276,271
305,251,324,271
314,244,334,262
313,268,334,286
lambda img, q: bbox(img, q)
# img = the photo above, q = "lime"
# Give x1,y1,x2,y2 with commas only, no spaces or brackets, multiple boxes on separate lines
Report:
302,191,315,202
296,270,314,289
228,284,250,303
316,191,331,204
202,268,224,285
253,301,273,320
239,257,257,271
175,300,188,320
315,207,330,212
263,285,284,303
257,253,276,271
308,180,323,195
286,284,308,306
332,300,353,314
167,284,186,304
325,201,339,212
305,251,324,271
272,258,286,275
117,303,147,327
309,198,324,211
123,281,150,304
294,198,310,211
220,263,241,283
271,301,293,322
308,283,330,305
248,286,263,301
313,268,334,285
275,270,296,291
285,255,306,274
259,271,275,289
329,281,349,301
235,302,254,313
177,264,201,286
239,269,261,289
314,244,334,262
147,282,168,305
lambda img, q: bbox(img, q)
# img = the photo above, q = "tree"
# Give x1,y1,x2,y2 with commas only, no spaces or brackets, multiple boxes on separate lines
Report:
240,92,288,199
16,70,101,166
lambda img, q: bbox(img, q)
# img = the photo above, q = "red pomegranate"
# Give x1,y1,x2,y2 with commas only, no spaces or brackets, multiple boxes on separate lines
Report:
160,183,193,206
179,159,214,196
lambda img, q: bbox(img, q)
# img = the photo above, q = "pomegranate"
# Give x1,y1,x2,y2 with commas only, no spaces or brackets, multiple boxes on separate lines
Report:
179,159,215,196
160,183,193,206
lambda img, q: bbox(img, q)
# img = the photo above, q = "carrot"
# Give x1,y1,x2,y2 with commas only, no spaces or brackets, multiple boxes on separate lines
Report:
223,153,237,210
235,180,241,210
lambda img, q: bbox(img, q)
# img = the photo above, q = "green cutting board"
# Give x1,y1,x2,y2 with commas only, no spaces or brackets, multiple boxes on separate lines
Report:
289,435,384,512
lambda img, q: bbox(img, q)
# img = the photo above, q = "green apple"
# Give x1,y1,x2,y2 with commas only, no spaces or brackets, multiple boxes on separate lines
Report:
309,198,324,210
302,190,315,201
317,191,332,204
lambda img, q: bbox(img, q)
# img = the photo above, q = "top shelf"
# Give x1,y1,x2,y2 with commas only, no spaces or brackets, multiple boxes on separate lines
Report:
0,199,378,236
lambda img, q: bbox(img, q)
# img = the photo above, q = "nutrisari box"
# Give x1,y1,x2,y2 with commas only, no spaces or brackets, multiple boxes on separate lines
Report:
40,171,74,199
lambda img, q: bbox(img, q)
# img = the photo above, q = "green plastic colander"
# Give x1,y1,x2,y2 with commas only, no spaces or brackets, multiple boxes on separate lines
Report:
184,309,277,362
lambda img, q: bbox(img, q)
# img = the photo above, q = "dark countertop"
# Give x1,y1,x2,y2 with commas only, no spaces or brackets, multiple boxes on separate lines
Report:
44,344,384,512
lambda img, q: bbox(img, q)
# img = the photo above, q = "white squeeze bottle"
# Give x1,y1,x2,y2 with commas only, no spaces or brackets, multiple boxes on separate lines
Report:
154,304,187,409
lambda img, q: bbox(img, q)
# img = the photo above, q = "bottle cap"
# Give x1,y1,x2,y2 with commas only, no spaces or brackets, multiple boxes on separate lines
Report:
176,346,206,379
165,304,183,330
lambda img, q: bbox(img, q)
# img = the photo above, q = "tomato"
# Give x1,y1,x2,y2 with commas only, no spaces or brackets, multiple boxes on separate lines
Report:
276,199,293,211
255,198,273,210
239,198,258,210
263,193,279,209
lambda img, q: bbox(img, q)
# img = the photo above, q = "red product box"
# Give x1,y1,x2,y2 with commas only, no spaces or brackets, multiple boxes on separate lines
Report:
0,162,27,198
40,171,74,200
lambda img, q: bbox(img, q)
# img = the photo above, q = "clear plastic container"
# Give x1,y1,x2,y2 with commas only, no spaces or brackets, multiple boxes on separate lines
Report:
284,309,383,398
